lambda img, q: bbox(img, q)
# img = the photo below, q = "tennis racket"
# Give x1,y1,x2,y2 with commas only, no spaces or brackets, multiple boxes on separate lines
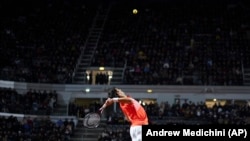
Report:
83,110,103,128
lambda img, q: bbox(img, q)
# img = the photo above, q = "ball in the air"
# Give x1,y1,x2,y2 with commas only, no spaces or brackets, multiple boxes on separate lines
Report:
133,9,138,14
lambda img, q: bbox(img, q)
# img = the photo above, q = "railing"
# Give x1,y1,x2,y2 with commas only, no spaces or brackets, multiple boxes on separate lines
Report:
122,59,128,83
0,112,78,126
241,59,245,84
72,46,86,83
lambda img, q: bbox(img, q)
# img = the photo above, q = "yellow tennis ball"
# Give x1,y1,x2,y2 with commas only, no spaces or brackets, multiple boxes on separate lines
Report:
133,9,138,14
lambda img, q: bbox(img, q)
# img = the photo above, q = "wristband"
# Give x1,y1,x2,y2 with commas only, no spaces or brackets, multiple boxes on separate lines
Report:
112,98,119,102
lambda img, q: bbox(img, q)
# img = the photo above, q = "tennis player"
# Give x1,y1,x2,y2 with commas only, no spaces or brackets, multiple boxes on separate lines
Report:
99,87,148,141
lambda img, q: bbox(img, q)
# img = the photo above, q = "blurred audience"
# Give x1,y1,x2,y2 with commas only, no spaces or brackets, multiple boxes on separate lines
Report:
0,0,98,84
0,115,74,141
0,87,57,115
0,0,249,85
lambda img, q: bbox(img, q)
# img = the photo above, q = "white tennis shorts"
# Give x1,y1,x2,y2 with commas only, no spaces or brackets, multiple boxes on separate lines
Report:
130,125,142,141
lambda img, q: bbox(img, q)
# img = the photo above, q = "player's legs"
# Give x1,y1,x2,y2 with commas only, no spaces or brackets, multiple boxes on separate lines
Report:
130,125,142,141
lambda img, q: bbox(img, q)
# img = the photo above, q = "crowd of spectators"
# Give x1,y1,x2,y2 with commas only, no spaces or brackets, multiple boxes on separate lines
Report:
93,0,250,85
0,87,76,141
0,115,75,141
0,0,99,84
0,0,249,86
0,87,57,115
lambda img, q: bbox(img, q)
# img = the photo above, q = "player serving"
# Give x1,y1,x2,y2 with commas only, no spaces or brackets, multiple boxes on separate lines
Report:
99,87,149,141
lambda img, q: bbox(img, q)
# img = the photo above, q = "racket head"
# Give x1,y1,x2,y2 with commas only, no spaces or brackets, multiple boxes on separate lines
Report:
83,112,101,128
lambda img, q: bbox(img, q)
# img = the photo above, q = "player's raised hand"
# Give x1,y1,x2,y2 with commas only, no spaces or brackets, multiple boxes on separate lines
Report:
99,98,113,112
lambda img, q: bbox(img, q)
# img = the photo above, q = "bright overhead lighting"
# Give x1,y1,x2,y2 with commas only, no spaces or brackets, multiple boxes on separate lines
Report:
99,67,105,71
147,89,152,93
85,88,90,93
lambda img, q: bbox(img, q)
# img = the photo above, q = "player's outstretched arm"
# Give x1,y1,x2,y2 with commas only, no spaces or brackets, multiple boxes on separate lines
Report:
99,98,113,112
111,97,132,103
